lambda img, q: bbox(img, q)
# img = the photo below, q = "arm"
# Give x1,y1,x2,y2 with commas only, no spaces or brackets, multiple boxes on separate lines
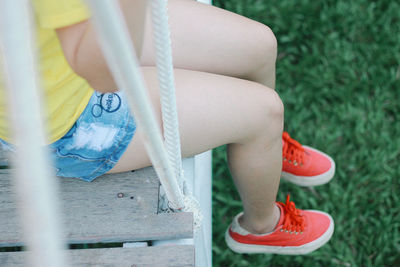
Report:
56,0,148,93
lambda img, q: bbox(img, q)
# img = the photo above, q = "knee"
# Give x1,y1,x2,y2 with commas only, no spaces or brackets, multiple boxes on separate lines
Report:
242,85,283,142
264,89,284,127
238,84,284,144
249,24,278,70
260,26,278,60
254,88,284,140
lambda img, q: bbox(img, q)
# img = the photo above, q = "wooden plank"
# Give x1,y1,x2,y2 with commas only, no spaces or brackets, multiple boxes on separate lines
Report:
64,212,193,245
0,245,194,267
0,168,193,247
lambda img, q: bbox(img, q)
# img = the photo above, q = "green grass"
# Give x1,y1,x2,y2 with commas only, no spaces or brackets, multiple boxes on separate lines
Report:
211,0,400,266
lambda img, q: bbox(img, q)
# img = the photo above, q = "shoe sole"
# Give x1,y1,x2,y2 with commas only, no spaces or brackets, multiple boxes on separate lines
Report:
281,146,336,187
225,211,334,255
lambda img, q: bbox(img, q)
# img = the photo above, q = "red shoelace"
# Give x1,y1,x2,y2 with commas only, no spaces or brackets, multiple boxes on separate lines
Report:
282,131,305,166
277,195,305,234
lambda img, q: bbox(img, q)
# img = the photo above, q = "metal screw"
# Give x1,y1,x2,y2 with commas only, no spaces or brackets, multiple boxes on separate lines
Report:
117,193,124,198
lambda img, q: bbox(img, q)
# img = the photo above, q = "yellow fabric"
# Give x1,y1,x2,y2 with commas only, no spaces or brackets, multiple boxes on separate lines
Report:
0,0,93,143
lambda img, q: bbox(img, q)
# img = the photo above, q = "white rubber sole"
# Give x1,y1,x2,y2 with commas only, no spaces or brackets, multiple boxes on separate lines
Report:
225,211,334,255
281,146,336,187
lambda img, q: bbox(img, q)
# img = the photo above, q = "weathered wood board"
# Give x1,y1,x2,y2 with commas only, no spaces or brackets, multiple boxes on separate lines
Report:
0,245,194,267
0,168,193,247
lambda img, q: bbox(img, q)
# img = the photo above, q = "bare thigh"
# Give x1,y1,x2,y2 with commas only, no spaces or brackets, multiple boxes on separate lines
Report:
139,0,276,79
109,66,280,172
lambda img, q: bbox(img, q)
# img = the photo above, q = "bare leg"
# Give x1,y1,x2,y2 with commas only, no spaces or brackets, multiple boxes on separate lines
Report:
139,0,277,89
110,67,283,233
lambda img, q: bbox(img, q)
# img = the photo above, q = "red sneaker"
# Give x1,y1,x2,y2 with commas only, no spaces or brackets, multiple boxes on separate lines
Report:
225,195,334,255
282,132,335,186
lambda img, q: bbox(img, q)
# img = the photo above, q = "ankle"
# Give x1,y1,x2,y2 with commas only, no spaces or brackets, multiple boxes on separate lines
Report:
239,204,281,234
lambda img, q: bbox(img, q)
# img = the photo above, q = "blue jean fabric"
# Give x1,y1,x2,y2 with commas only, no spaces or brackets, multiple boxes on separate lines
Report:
0,91,136,182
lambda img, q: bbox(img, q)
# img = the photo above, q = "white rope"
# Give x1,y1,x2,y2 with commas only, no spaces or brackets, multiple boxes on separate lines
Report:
0,1,68,266
86,0,185,210
150,0,184,192
149,0,202,228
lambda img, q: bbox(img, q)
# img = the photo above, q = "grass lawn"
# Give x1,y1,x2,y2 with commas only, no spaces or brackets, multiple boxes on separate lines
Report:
211,0,400,266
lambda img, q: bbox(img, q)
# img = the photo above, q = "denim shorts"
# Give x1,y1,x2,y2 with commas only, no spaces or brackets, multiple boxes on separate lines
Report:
0,91,136,182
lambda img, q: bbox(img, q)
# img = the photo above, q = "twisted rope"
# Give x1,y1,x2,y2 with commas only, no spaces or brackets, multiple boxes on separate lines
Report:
150,0,202,228
150,0,184,190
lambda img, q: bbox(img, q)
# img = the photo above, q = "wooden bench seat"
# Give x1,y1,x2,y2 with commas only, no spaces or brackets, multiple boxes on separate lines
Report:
1,246,194,267
0,164,194,266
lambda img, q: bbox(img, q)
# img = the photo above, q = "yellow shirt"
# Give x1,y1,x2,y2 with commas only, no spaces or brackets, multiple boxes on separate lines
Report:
0,0,93,143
